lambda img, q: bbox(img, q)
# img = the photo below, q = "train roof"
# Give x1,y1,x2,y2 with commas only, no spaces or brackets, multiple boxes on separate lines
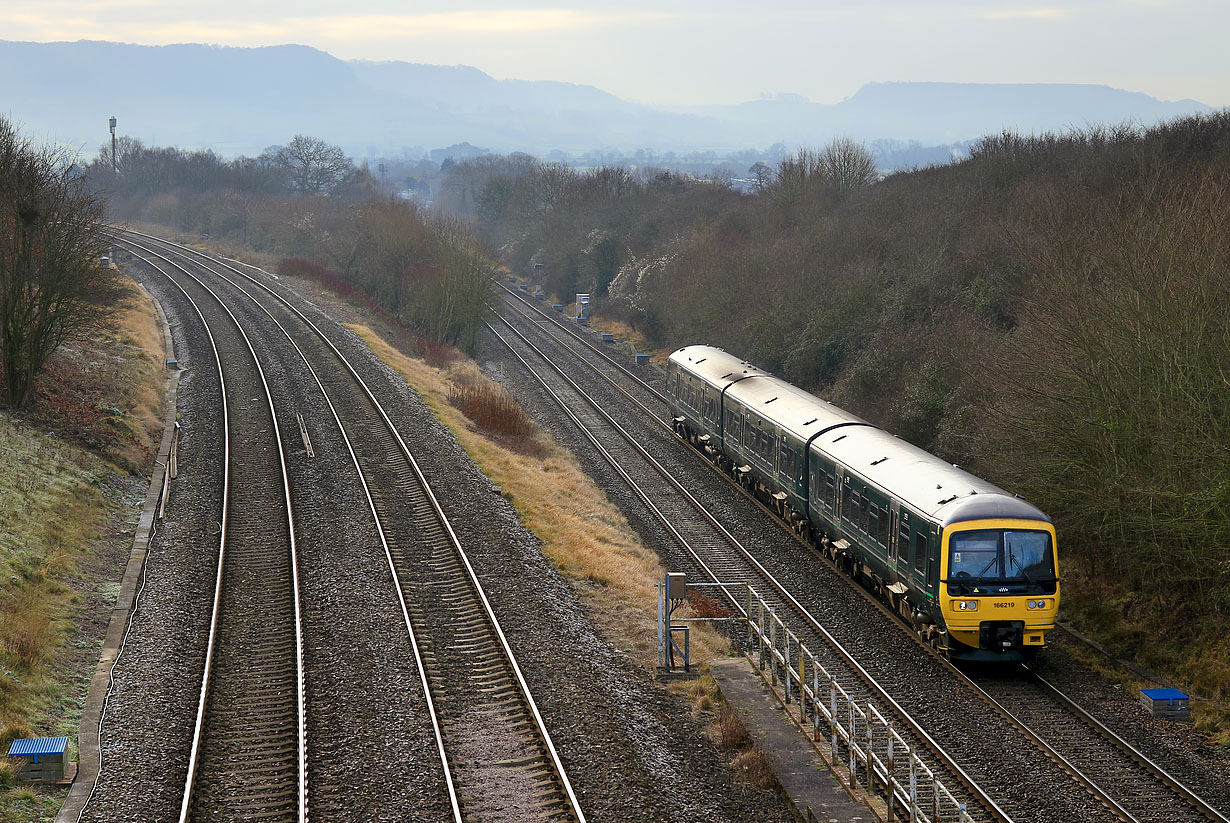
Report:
668,346,767,388
812,425,1050,525
670,346,869,440
725,373,870,441
672,347,1049,526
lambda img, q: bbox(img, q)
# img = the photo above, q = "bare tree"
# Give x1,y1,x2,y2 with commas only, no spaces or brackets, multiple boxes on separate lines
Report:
771,149,824,204
266,134,353,194
748,161,773,192
821,137,879,195
0,118,111,407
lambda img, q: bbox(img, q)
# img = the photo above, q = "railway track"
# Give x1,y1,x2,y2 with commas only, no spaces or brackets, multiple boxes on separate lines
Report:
495,284,1230,823
121,247,307,822
118,231,586,823
487,315,1007,822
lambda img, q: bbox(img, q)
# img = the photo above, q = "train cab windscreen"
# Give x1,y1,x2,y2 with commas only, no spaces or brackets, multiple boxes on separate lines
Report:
947,530,1056,595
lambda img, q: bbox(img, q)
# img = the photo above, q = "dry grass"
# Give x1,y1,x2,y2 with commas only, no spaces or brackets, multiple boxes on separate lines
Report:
729,748,778,790
1,273,165,819
586,317,669,364
346,323,731,669
446,381,536,440
27,277,165,471
714,701,751,749
0,591,53,669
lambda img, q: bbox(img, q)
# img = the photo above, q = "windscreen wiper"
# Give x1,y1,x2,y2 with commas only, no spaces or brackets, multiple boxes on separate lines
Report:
1008,548,1035,587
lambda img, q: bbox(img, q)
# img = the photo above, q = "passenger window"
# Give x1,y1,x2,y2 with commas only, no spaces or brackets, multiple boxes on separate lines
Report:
914,533,927,573
867,507,879,543
825,475,836,511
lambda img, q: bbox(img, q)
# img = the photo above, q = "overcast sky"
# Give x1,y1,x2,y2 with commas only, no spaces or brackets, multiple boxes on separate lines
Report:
3,0,1226,107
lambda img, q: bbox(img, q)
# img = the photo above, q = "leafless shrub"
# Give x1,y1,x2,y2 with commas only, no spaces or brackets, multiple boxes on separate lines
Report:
447,381,536,439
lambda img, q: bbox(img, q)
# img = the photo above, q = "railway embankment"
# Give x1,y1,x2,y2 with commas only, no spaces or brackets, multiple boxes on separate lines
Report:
0,278,167,822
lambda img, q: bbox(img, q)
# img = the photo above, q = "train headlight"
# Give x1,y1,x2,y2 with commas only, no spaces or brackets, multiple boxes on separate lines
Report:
1027,599,1053,610
954,600,978,611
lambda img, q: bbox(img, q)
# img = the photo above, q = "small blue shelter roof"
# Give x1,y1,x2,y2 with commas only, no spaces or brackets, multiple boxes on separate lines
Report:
1141,688,1188,702
8,737,68,758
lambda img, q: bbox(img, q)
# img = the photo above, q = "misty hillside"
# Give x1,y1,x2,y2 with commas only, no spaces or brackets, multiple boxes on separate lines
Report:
0,39,1212,158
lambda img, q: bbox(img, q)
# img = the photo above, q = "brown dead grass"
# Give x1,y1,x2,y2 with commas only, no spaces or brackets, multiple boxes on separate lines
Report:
729,748,778,790
346,323,731,669
1,272,166,817
446,381,536,440
27,277,166,471
0,591,53,669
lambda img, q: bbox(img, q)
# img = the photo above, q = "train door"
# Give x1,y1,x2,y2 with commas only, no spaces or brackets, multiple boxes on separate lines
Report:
888,500,901,573
924,526,940,597
834,467,846,522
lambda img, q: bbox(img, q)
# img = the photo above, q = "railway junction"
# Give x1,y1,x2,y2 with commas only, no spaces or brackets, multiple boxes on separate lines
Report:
47,231,1230,823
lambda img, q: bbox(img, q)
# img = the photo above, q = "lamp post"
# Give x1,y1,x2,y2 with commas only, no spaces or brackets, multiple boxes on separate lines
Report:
109,116,117,173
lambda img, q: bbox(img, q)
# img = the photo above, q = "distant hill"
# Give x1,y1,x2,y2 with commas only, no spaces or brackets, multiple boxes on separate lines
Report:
0,39,1212,158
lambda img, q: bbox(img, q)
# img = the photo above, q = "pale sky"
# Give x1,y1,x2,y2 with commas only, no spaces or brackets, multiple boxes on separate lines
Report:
2,0,1227,107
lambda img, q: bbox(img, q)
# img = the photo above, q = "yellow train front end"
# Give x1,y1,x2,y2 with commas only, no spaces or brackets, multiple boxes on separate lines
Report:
939,519,1060,662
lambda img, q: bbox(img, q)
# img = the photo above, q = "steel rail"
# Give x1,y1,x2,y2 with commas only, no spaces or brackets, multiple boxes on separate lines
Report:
499,285,1229,823
497,285,668,406
486,318,1014,823
1022,667,1230,823
120,243,308,823
121,234,464,823
117,229,586,823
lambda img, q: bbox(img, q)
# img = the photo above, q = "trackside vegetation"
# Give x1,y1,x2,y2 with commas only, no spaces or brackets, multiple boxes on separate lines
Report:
440,114,1230,712
1,118,114,408
90,137,496,355
0,279,164,821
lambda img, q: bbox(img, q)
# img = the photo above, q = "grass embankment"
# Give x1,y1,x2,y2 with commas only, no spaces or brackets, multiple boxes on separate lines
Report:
347,324,774,778
0,278,165,821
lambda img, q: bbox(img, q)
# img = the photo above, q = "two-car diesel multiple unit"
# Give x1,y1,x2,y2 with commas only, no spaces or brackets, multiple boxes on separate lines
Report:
666,345,1059,662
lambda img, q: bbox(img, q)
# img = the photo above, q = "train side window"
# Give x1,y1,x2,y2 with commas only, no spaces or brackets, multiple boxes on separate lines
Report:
842,485,853,520
825,474,836,511
914,532,927,573
867,506,879,543
898,521,910,560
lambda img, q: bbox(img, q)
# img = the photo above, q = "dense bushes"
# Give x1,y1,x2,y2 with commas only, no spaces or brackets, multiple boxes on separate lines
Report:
449,115,1230,657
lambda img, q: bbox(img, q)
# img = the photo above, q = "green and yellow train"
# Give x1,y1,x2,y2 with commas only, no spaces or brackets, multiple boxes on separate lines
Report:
667,345,1059,662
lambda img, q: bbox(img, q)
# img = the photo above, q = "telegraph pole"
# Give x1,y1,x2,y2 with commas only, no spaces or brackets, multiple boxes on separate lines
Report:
109,116,117,173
